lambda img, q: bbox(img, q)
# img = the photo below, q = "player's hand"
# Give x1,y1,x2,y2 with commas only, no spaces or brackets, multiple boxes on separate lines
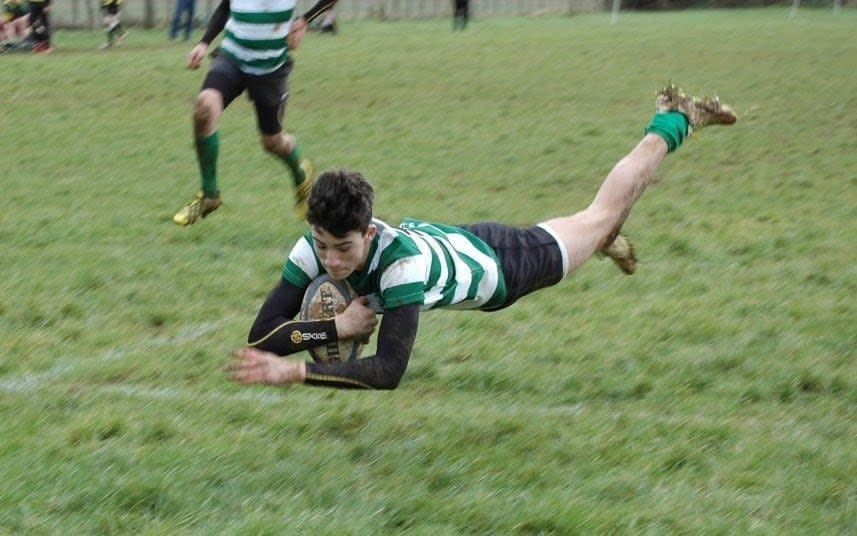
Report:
335,296,378,340
227,347,306,385
287,17,307,50
187,42,208,70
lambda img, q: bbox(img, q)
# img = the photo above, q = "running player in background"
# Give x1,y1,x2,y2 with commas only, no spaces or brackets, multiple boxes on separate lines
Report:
172,0,339,226
100,0,128,49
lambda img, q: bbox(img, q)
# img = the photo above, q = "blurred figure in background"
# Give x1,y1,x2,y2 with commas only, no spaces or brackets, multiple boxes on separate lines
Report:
27,0,50,53
452,0,469,30
319,8,336,34
1,0,30,46
170,0,196,41
100,0,127,49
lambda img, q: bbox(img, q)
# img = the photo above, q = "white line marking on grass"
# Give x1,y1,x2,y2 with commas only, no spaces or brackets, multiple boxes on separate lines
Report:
0,316,240,393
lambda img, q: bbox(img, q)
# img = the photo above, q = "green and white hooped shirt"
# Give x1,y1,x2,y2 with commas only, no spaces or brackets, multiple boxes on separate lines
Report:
220,0,295,75
282,218,509,312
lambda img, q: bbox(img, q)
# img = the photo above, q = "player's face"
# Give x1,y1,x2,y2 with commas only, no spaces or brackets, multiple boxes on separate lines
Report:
311,225,376,280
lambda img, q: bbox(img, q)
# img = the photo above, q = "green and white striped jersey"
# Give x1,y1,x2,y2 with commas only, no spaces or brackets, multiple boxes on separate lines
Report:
282,218,509,312
220,0,295,75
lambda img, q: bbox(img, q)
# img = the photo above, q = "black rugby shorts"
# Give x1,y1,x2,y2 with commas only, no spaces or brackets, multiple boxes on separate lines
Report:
459,222,567,311
202,54,293,135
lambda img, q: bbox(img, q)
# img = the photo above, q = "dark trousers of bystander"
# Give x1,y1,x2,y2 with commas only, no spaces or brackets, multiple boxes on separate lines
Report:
453,0,469,30
170,0,196,41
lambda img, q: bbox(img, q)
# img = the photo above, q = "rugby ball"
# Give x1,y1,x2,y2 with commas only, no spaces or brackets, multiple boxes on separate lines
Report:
299,275,363,364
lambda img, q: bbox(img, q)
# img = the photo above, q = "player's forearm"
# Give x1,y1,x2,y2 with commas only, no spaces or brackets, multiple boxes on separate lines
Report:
303,304,419,390
248,318,338,356
249,278,339,356
200,0,228,44
304,352,408,389
300,0,337,24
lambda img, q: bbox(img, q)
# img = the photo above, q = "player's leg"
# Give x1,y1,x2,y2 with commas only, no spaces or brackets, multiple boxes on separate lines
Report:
0,19,11,44
105,4,126,47
543,135,668,274
114,6,127,46
542,85,736,276
1,15,24,43
250,62,313,220
101,5,116,47
13,15,30,40
174,57,243,226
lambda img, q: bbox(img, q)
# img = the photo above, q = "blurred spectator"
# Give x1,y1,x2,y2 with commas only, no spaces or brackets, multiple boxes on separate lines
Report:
452,0,469,31
170,0,196,41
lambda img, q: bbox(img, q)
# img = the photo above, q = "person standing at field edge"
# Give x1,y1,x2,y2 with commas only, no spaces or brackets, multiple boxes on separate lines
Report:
452,0,469,30
173,0,339,226
227,84,737,390
170,0,196,41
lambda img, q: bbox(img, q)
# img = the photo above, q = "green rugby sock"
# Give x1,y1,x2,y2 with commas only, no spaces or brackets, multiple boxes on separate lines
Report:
196,132,219,197
645,112,689,153
280,143,305,188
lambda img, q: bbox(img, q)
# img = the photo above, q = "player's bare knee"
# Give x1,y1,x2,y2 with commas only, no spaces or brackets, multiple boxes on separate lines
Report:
260,135,280,153
282,133,296,150
193,92,220,132
260,133,291,155
193,96,211,122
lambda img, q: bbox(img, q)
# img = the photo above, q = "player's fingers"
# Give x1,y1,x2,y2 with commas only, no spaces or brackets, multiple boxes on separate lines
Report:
226,348,262,371
231,347,253,361
232,369,262,384
235,346,266,359
227,357,266,384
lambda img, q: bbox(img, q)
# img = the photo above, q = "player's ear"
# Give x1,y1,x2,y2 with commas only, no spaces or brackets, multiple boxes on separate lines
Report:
365,224,377,241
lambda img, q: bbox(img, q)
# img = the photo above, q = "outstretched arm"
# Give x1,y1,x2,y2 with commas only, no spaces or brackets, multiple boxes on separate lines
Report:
231,303,420,390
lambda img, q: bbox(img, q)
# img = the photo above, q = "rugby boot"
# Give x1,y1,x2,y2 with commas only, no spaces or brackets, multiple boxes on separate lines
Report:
173,191,222,226
655,83,737,133
600,234,637,275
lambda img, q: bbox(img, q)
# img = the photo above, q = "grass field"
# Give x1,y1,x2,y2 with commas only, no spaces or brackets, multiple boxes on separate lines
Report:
1,8,855,534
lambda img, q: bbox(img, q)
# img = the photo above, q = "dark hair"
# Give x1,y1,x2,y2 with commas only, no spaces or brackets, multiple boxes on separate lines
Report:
306,169,374,237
